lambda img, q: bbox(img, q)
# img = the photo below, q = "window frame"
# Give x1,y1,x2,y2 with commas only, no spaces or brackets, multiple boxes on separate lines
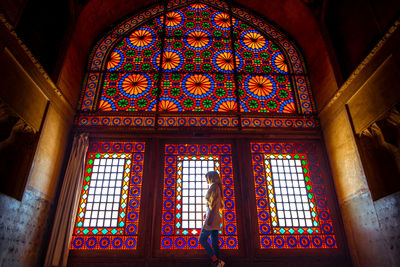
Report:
152,138,245,258
242,138,349,257
69,138,151,258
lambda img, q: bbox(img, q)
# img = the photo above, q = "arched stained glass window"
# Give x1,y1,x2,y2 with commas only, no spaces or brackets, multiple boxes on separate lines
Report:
70,0,341,257
77,0,316,131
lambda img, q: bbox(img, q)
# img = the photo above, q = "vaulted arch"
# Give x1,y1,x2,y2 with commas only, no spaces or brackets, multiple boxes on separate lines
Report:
67,0,348,265
76,0,316,131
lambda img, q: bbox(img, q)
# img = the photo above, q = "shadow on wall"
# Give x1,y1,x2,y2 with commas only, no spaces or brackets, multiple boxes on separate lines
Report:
0,100,38,200
358,105,400,201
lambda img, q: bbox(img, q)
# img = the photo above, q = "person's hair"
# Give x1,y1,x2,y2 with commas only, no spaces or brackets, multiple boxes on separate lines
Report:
205,171,224,210
205,171,220,184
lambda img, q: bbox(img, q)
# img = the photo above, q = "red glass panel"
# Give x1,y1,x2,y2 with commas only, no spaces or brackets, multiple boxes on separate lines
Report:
160,144,239,249
71,141,145,250
250,142,336,249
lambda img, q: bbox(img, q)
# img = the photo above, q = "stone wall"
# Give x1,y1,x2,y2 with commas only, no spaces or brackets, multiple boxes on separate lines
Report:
374,192,400,264
0,14,74,267
0,189,53,267
320,21,400,266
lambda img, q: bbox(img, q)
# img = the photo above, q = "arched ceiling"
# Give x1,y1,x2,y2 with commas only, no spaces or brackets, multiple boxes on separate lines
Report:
57,0,337,112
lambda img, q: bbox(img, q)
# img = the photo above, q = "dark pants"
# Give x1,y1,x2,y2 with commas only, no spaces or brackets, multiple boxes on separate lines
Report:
199,228,220,258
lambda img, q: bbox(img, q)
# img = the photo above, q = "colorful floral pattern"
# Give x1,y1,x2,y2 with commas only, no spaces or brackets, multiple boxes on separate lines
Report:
159,99,180,112
239,75,295,113
241,31,267,51
184,74,213,97
272,53,288,73
107,51,122,70
128,29,155,49
217,99,237,112
162,11,184,29
159,73,236,112
121,74,150,96
213,51,242,73
213,12,234,29
96,2,303,115
247,76,274,98
186,30,211,49
155,50,183,71
188,3,208,10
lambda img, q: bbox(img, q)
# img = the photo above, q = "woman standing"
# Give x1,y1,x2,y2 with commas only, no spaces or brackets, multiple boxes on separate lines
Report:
199,171,225,267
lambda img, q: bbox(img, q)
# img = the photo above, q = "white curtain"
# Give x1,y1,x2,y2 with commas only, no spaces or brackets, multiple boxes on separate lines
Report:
45,133,89,267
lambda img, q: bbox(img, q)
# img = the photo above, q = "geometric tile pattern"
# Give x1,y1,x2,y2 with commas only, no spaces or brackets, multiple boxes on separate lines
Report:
71,141,145,250
251,142,337,248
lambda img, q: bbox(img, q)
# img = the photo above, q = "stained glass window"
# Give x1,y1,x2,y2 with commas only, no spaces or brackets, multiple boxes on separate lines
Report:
99,3,295,114
71,141,145,250
77,0,317,130
83,156,127,228
250,142,336,249
161,144,238,249
180,157,214,229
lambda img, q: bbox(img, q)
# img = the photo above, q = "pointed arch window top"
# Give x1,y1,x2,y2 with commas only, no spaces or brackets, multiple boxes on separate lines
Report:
76,0,317,130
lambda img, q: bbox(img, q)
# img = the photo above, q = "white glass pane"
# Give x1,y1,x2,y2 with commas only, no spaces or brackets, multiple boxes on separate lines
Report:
180,158,215,229
82,154,127,228
269,157,317,227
